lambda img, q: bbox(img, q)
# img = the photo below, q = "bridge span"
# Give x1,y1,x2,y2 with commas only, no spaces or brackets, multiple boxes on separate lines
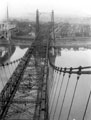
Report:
0,10,91,120
0,24,50,120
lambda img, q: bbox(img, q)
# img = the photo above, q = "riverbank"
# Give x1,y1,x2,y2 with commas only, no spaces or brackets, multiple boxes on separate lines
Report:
55,37,91,48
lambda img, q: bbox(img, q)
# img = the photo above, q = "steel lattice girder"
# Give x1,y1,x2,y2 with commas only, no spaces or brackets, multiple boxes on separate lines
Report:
0,46,35,119
1,45,49,120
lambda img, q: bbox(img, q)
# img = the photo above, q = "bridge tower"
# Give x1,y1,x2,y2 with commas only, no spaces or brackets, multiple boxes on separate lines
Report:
6,5,12,58
51,10,55,55
36,9,40,36
7,5,9,22
51,10,55,45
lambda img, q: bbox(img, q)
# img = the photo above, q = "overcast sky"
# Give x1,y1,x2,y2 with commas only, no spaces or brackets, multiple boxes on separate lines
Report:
0,0,91,21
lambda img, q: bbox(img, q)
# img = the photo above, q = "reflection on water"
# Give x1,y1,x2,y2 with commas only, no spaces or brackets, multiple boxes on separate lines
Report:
50,47,91,120
56,48,91,67
0,46,28,92
10,46,28,61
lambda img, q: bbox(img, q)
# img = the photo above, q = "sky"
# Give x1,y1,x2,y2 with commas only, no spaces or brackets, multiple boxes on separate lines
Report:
0,0,91,21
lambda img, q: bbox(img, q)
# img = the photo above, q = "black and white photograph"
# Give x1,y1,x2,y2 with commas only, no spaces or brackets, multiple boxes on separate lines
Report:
0,0,91,120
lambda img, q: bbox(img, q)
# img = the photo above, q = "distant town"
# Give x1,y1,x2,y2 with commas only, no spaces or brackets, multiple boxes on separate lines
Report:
1,10,91,41
9,15,91,38
55,22,91,38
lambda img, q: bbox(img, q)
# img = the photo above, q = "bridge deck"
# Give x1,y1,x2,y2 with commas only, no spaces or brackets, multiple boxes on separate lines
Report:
4,54,46,120
0,29,49,120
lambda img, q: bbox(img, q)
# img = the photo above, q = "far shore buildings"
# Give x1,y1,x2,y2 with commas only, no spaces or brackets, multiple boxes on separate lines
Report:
55,22,91,38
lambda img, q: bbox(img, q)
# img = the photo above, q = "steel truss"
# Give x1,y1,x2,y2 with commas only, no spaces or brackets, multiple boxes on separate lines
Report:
0,40,49,120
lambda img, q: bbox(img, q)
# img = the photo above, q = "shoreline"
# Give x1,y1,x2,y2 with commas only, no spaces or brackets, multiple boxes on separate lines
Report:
55,37,91,48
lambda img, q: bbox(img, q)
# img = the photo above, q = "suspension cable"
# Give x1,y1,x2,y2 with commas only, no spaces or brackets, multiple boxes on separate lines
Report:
57,67,72,120
0,72,4,87
52,69,62,120
82,90,91,120
6,63,11,77
2,64,8,81
49,70,59,111
49,68,66,119
49,70,58,102
50,69,55,89
67,66,81,120
10,62,14,72
49,70,60,116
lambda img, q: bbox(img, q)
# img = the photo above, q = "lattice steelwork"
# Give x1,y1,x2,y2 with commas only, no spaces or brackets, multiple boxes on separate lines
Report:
4,54,46,120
